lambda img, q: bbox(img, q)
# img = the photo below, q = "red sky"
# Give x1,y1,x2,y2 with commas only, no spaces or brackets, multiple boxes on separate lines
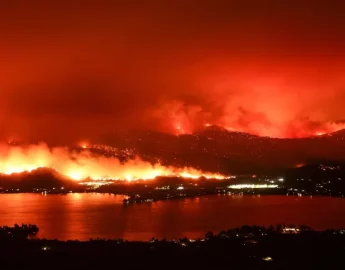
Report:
1,0,345,143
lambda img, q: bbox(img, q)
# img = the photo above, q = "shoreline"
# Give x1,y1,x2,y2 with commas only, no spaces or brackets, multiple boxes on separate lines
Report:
0,190,344,202
2,224,345,242
0,189,341,196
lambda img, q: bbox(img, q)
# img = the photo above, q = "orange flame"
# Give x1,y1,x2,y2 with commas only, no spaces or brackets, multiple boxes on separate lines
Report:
0,143,230,181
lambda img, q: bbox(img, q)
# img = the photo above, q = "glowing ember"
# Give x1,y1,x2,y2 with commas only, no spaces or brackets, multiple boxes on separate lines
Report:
79,141,89,149
296,163,305,168
0,144,230,181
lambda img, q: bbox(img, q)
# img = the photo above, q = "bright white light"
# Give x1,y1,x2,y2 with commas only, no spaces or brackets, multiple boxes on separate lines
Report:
228,184,278,189
278,178,284,182
177,186,184,190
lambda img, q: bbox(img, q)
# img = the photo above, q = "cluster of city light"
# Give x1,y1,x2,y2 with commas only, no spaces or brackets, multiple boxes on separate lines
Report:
0,143,231,182
282,227,300,234
228,184,279,189
78,181,113,187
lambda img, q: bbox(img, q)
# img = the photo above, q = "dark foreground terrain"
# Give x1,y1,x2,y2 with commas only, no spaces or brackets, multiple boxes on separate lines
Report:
1,225,345,269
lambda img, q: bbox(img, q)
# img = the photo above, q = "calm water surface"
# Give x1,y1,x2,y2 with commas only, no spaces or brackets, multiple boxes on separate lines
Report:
0,193,345,241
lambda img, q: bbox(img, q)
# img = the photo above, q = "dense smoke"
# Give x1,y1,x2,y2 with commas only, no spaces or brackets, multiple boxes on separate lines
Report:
1,1,345,142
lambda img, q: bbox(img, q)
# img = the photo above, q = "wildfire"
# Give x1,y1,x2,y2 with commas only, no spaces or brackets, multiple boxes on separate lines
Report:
0,143,230,181
162,101,345,138
174,120,345,138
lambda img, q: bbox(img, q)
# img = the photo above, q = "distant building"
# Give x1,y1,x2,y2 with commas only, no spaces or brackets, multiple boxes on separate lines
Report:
282,227,300,234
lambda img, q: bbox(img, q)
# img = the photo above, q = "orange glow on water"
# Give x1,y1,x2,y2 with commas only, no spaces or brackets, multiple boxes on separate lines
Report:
0,143,230,181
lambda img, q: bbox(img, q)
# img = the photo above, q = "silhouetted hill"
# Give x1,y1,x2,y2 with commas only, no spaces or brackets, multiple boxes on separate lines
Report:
0,168,82,191
7,127,345,175
95,127,345,174
283,163,345,195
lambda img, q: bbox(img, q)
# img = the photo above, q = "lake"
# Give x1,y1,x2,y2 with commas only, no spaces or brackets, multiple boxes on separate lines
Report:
0,193,345,241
